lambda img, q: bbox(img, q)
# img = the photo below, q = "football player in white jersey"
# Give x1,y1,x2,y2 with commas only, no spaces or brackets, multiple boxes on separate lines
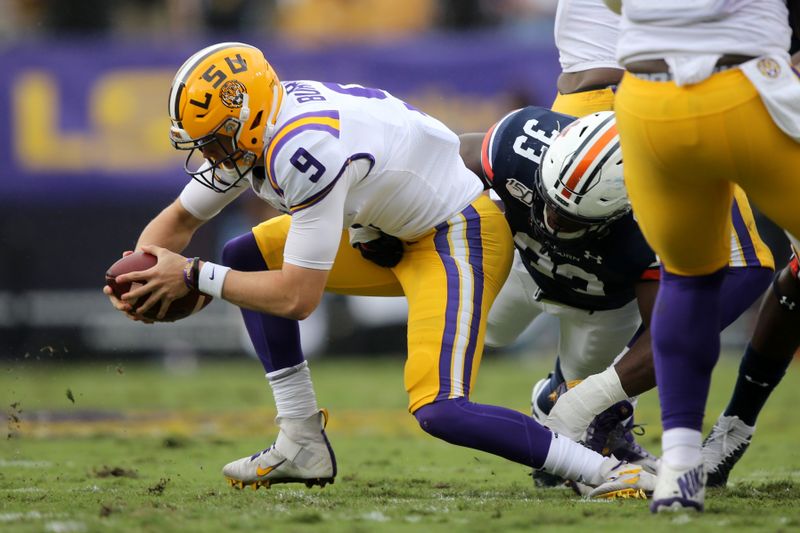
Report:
104,42,656,498
550,37,800,492
608,0,800,513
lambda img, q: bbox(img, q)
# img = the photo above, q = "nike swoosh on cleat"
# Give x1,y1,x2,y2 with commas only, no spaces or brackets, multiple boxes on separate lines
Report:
256,459,286,477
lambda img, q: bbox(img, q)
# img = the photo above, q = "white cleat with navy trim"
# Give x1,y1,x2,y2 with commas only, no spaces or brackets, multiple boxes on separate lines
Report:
223,409,337,490
702,414,754,488
650,461,706,512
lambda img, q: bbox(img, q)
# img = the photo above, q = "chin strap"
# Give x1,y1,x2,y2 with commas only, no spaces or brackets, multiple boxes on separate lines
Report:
263,82,285,145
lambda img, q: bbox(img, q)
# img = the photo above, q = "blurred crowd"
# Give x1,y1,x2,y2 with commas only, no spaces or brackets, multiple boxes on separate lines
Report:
0,0,557,43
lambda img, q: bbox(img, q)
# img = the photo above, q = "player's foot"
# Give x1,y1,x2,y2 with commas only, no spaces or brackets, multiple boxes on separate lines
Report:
531,376,551,422
223,409,337,490
702,414,754,488
531,374,582,423
587,457,655,499
585,401,659,474
650,461,705,512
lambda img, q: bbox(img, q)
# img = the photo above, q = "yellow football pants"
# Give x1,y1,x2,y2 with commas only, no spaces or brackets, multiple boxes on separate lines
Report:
615,69,800,275
551,87,616,117
251,195,514,412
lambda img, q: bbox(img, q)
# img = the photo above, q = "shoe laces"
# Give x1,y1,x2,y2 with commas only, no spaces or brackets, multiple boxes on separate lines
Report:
585,400,634,455
704,419,748,455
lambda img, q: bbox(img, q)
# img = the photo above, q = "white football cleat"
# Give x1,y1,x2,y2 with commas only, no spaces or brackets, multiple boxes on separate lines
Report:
588,457,655,500
702,414,754,488
650,461,706,512
223,409,336,490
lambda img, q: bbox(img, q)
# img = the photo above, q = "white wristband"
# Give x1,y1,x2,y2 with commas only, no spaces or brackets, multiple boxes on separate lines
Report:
198,261,231,299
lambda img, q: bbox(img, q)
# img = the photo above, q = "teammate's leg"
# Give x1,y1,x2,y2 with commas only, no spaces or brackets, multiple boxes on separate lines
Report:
615,72,745,511
398,197,652,496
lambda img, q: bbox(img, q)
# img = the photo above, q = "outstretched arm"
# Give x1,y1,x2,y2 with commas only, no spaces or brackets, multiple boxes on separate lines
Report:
544,281,659,440
613,280,659,396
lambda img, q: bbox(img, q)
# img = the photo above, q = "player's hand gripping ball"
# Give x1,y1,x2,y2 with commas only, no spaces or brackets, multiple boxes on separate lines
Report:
105,251,212,322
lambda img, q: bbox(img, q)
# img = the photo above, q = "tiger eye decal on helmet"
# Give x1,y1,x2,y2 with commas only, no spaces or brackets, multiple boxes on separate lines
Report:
220,80,247,109
167,42,285,193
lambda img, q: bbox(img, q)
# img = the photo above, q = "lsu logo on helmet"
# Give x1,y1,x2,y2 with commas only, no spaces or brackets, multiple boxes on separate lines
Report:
168,42,284,191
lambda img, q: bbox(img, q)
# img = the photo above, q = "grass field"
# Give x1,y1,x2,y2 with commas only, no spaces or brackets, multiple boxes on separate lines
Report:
2,352,800,532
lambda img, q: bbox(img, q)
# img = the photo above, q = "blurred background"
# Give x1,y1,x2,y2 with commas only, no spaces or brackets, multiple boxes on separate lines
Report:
0,0,790,367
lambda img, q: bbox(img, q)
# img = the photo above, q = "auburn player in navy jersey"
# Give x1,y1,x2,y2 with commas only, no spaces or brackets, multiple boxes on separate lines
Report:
459,106,774,485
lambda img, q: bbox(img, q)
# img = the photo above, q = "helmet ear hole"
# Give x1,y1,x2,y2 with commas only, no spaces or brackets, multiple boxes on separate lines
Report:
249,110,263,131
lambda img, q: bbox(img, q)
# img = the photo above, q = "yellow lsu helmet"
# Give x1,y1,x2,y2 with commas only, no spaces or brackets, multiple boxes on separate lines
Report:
168,42,284,192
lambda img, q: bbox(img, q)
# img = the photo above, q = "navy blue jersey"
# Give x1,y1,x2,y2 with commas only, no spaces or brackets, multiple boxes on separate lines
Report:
480,106,659,311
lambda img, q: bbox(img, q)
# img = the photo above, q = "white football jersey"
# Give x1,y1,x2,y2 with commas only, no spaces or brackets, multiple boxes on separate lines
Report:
555,0,621,72
180,80,483,270
617,0,791,66
255,80,481,238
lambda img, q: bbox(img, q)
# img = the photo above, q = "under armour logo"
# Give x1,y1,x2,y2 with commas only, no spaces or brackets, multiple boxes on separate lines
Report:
584,251,603,264
779,296,796,310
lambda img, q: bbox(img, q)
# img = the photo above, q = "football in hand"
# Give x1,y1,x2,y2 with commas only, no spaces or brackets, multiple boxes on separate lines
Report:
105,251,212,322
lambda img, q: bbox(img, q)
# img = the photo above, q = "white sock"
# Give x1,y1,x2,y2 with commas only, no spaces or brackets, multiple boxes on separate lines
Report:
661,427,702,468
545,366,627,440
541,432,607,485
267,361,318,419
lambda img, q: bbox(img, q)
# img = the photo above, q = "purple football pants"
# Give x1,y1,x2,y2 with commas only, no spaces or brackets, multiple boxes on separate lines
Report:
221,232,305,372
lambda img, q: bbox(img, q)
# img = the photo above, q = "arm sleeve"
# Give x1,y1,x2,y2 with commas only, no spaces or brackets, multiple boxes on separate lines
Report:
177,161,247,220
282,158,370,270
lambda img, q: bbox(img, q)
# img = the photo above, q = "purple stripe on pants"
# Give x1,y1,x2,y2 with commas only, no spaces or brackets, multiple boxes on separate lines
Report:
461,205,484,398
434,219,459,402
731,199,760,267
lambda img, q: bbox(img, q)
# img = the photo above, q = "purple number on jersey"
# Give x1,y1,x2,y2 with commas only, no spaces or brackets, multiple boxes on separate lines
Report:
321,82,387,99
290,147,326,183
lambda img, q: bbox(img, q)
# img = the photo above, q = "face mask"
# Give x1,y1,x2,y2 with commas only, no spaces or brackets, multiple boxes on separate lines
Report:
542,206,588,240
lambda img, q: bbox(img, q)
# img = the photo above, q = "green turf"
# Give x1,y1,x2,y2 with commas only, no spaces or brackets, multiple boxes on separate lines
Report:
2,353,800,532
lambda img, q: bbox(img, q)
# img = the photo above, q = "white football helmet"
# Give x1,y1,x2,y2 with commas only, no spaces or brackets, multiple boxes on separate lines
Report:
532,111,629,245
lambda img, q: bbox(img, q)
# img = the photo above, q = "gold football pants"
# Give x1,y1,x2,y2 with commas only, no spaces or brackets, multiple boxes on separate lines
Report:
613,69,792,275
551,87,616,117
252,195,513,412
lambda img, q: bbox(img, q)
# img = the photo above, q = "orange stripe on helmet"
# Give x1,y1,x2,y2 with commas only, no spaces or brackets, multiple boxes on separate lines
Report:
560,123,619,199
480,122,498,184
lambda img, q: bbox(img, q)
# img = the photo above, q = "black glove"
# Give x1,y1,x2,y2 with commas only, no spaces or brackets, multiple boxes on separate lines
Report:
354,232,404,268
